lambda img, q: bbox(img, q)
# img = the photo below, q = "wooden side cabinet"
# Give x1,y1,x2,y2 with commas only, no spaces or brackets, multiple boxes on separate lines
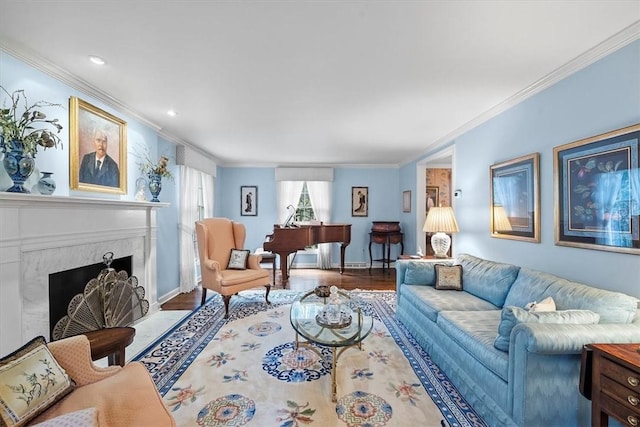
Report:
581,343,640,427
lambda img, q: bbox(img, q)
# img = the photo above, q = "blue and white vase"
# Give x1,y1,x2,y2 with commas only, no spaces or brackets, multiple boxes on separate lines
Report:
2,139,35,193
37,171,56,195
148,172,162,202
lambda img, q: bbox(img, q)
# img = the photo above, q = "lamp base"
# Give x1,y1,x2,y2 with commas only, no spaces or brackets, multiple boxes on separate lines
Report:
431,232,451,258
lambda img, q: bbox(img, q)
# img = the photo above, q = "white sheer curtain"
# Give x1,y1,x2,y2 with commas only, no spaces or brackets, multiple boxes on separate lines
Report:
179,166,199,293
278,181,304,223
307,181,332,269
179,167,215,293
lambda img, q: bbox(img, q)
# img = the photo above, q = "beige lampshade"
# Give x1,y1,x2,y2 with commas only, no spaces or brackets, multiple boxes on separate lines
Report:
423,206,460,233
492,205,513,232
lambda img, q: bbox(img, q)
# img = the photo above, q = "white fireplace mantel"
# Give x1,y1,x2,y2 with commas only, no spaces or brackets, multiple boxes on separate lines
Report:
0,193,168,356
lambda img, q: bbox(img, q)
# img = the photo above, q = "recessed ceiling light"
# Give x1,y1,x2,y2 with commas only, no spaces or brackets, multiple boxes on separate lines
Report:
167,110,177,117
89,55,106,65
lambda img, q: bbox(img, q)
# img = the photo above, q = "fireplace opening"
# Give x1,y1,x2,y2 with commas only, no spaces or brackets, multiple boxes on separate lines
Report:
48,256,132,340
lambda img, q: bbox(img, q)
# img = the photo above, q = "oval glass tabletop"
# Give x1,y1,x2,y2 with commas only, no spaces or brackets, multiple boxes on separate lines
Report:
290,293,373,347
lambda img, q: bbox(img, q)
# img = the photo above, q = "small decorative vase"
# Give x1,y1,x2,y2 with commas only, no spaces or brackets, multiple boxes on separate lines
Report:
148,172,162,202
37,171,56,195
2,139,35,193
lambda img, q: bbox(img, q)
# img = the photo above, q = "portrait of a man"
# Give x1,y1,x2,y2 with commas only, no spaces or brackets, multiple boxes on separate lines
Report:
70,97,127,194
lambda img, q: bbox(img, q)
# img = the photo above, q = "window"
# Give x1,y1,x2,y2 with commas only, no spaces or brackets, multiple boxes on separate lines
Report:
295,182,316,222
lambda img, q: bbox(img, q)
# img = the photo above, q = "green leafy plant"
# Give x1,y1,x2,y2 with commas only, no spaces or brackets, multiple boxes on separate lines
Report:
0,86,63,157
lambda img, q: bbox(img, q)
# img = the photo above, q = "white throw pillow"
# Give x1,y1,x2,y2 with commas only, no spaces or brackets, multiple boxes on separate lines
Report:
525,296,556,312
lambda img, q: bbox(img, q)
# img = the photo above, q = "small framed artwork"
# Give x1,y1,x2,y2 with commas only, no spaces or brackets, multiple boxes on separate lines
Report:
490,153,540,242
241,186,258,216
554,123,640,254
426,186,439,213
69,97,127,194
352,186,368,217
402,190,411,213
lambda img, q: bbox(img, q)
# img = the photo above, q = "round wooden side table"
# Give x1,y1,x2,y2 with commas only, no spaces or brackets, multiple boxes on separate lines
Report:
83,326,136,367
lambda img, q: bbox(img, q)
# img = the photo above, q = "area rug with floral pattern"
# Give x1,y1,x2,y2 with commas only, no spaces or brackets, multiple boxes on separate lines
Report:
133,290,487,427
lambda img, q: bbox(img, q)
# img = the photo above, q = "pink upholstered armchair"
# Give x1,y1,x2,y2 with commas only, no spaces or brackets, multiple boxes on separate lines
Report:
195,218,271,318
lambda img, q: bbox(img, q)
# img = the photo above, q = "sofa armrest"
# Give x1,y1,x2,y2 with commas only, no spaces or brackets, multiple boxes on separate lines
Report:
48,335,121,387
510,322,640,354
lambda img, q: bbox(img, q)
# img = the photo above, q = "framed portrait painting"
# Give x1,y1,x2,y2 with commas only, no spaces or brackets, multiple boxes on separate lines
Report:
69,97,127,194
426,186,439,214
554,123,640,254
490,153,540,242
352,186,368,217
241,186,258,216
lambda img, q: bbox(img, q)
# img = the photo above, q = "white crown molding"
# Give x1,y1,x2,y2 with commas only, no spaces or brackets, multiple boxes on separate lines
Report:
404,20,640,166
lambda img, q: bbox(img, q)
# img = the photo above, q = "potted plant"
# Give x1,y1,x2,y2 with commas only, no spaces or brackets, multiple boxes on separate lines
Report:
0,86,63,193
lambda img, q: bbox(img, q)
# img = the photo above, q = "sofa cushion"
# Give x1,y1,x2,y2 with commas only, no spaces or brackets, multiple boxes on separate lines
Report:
0,337,75,427
504,268,638,324
494,306,601,351
456,254,520,307
401,285,499,322
435,264,463,290
404,261,437,285
436,310,508,381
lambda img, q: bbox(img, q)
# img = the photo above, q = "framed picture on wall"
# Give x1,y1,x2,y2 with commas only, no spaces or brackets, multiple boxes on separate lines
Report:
554,123,640,254
490,153,540,242
352,186,368,217
241,186,258,216
402,190,411,213
69,97,127,194
426,186,439,213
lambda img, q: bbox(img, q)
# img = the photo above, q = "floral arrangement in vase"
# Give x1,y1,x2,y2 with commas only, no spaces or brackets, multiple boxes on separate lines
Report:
0,86,63,193
0,86,63,157
137,148,174,202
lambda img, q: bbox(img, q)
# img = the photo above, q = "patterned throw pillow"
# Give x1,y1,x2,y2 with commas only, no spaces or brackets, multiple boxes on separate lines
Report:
0,336,75,427
434,264,463,291
228,249,250,270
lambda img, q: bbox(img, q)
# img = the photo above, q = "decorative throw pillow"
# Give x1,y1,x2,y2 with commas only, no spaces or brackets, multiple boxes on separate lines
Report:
404,261,438,286
228,249,250,270
434,264,463,291
493,306,600,352
0,336,75,427
525,296,556,312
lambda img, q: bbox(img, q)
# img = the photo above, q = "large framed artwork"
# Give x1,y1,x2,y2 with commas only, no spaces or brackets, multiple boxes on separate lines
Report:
490,153,540,242
352,186,368,217
554,123,640,254
241,186,258,216
69,97,127,194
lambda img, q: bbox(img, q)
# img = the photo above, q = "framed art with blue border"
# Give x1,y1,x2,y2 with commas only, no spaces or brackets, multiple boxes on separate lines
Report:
554,123,640,254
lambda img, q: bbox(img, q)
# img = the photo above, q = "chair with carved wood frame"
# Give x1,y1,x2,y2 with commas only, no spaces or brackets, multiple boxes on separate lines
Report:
196,218,271,318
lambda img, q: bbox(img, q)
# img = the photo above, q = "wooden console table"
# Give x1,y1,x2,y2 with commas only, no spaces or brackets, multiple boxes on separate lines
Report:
580,343,640,427
369,231,404,273
84,326,136,367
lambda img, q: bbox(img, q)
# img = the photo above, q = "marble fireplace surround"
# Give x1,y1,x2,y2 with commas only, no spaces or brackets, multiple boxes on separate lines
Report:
0,193,167,356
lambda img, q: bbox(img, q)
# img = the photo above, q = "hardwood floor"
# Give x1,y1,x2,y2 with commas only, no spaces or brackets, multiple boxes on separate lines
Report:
160,268,397,311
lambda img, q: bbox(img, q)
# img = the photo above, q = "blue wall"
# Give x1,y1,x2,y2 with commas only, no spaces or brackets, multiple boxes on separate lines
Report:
403,39,640,297
3,38,639,301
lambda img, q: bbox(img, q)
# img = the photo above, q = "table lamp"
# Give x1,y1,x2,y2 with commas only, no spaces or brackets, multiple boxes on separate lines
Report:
423,206,459,258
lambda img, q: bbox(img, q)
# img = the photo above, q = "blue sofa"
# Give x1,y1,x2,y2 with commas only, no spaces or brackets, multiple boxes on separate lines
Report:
396,253,640,427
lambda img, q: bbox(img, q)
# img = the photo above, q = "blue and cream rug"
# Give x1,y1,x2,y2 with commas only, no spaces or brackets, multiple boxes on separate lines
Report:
133,290,487,427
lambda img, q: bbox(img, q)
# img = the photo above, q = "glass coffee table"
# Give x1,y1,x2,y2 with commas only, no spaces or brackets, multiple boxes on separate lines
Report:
290,287,373,402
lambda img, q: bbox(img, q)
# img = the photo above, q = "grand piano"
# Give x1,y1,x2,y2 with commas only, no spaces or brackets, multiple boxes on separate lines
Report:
264,223,351,285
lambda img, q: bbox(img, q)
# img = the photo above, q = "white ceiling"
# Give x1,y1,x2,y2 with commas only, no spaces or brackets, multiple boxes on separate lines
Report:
0,1,639,167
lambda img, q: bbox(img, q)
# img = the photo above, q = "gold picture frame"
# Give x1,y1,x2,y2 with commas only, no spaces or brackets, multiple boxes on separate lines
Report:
554,124,640,254
490,153,540,242
69,97,127,194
